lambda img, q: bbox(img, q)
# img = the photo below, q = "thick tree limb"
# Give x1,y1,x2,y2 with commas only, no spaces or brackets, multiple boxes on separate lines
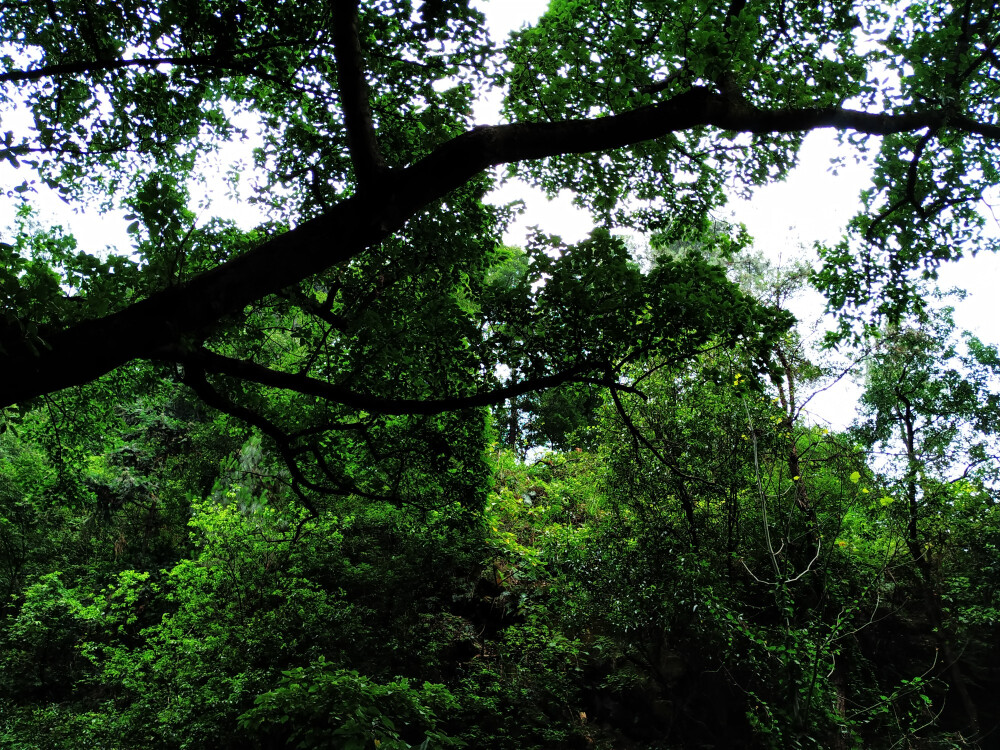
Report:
331,0,387,188
2,87,999,407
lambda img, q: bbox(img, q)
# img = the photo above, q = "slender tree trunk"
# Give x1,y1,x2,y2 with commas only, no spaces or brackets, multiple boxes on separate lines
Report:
770,346,821,557
505,397,520,455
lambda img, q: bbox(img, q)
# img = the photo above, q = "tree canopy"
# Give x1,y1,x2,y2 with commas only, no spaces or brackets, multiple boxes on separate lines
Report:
3,4,1000,744
1,0,999,414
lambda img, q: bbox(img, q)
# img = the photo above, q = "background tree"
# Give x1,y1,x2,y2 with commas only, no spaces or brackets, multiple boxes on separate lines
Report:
855,306,1000,738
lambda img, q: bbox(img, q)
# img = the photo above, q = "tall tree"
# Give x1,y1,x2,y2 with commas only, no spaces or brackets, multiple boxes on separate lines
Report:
1,0,999,486
856,308,1000,737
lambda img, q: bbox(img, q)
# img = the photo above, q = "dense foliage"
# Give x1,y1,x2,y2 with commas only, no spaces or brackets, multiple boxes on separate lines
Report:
3,316,1000,748
2,0,1000,747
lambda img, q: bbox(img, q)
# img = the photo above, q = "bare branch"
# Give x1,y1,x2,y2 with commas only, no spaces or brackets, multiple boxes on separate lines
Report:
609,381,700,547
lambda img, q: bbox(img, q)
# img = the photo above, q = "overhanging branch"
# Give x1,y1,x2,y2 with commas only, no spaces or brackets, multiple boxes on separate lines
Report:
3,88,999,407
179,346,620,414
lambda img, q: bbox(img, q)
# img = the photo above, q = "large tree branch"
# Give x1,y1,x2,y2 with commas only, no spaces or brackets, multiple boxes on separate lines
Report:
179,347,625,414
3,88,998,407
331,0,387,188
